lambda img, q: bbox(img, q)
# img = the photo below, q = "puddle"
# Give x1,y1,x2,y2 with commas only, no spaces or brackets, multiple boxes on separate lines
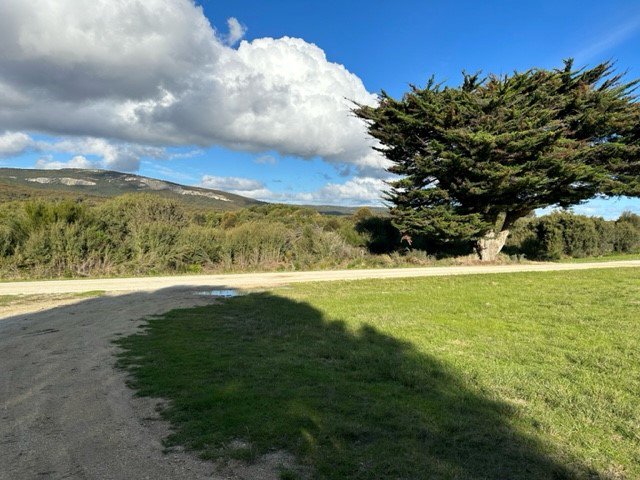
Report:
194,289,239,297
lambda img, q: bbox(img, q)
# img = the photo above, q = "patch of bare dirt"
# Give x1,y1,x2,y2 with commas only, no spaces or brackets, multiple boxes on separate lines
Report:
0,288,301,479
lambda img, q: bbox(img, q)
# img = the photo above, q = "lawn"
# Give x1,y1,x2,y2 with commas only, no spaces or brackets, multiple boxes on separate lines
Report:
116,268,639,480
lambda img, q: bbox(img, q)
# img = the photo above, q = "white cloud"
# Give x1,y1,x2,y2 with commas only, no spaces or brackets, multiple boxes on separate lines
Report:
0,131,32,157
312,177,388,204
1,131,167,171
0,0,386,175
201,174,389,206
201,175,265,191
225,17,247,46
35,154,96,170
169,149,204,159
255,154,277,165
33,137,165,171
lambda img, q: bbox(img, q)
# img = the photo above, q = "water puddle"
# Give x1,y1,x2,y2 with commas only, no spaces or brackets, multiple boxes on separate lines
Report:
194,289,239,298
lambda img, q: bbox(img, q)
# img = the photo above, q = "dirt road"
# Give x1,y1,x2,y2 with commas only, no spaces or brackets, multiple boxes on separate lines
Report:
1,261,638,479
0,288,297,480
1,260,639,296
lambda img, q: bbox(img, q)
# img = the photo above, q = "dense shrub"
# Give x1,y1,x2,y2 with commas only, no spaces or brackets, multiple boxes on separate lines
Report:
0,195,370,277
507,211,640,259
614,219,640,252
0,194,637,279
0,209,28,257
221,221,293,269
355,210,401,254
175,226,222,267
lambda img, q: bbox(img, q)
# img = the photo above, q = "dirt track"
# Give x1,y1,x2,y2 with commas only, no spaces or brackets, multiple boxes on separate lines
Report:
0,288,297,480
0,261,638,479
1,260,639,296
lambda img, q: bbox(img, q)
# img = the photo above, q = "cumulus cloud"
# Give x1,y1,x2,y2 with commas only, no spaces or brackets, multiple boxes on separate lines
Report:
225,17,247,46
288,176,389,205
311,177,389,204
34,137,165,171
0,131,168,171
201,174,389,206
201,175,265,191
35,154,96,170
0,131,32,157
0,0,386,175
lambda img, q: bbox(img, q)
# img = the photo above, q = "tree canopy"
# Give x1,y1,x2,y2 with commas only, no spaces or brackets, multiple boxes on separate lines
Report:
354,60,640,260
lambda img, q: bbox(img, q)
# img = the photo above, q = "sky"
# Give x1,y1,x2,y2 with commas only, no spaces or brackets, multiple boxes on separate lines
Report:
0,0,639,217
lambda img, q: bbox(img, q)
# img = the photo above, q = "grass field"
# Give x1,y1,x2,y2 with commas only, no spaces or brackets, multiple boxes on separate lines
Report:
116,268,639,479
559,253,640,263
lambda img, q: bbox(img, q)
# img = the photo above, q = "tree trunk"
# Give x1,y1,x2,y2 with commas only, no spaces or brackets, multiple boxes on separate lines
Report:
476,230,510,262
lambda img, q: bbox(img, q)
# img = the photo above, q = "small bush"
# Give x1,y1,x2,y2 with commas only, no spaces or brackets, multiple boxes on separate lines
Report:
614,221,640,253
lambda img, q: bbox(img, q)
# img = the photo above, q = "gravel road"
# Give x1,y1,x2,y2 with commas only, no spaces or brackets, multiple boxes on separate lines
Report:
1,260,639,295
1,261,638,479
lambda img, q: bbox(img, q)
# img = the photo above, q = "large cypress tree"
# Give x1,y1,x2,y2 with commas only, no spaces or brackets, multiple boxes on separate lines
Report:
355,60,640,260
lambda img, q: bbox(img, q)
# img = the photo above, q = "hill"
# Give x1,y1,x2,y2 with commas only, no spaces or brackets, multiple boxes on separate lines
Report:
0,167,264,210
0,168,387,215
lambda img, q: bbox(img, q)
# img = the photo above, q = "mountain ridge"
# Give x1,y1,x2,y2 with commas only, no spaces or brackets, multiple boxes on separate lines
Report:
0,167,387,215
0,167,262,210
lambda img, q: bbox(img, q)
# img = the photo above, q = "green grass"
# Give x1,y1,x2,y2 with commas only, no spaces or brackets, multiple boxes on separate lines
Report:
116,268,640,479
557,252,640,263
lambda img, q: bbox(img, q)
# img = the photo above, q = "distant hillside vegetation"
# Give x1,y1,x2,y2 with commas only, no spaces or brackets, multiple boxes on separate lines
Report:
0,168,263,210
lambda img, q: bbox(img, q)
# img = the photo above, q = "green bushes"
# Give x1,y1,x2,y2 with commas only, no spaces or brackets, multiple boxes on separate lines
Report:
615,212,640,252
507,211,640,259
220,222,292,269
0,194,637,279
175,226,222,268
0,210,28,257
0,195,367,278
218,220,363,270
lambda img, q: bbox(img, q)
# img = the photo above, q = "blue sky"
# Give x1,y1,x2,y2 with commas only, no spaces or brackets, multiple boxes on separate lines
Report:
0,0,639,217
201,0,640,95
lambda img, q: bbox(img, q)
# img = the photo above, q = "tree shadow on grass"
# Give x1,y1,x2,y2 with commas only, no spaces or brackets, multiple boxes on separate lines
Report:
116,292,597,480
